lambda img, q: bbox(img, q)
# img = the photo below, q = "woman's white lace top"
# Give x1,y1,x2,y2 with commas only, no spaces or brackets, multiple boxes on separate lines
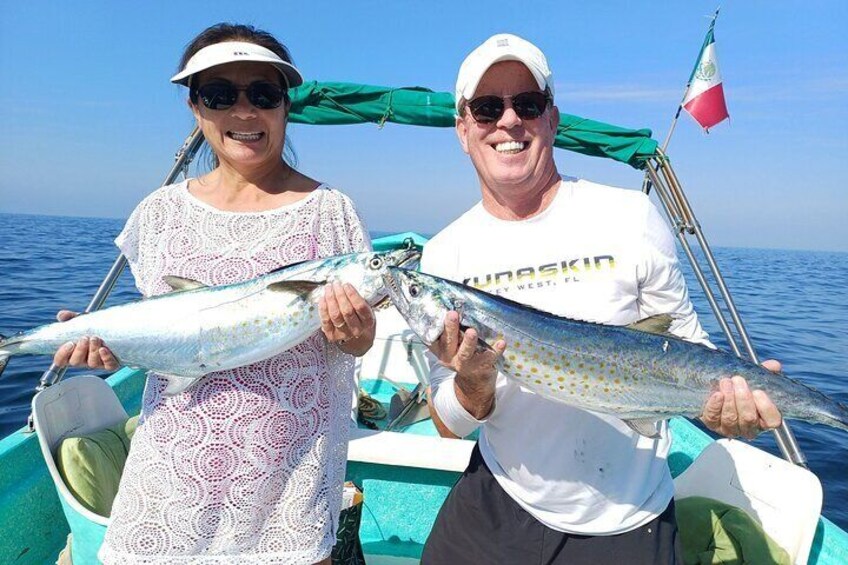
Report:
99,180,369,564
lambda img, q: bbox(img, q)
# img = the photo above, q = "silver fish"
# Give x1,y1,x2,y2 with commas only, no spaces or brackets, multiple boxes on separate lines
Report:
0,248,420,395
383,267,848,436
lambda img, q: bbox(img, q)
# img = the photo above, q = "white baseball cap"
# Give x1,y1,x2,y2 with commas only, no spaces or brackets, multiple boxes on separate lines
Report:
455,33,553,112
170,41,304,88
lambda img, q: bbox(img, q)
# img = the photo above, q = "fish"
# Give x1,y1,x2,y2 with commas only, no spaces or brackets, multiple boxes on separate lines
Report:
0,247,420,395
382,267,848,436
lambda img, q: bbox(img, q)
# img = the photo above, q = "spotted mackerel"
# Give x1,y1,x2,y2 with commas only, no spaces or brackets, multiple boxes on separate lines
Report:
0,248,420,395
384,267,848,436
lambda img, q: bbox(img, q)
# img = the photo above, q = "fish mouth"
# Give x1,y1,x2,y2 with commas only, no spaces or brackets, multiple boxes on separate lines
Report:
382,246,421,270
382,267,404,302
396,249,421,270
382,267,416,318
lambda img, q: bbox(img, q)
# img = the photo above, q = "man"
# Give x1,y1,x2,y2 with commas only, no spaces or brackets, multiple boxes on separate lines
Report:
420,34,783,564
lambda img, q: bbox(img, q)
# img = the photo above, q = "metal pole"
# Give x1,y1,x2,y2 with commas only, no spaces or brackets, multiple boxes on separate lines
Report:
655,159,691,229
644,166,741,357
646,153,807,466
27,127,205,430
644,9,720,196
655,154,806,465
643,105,685,197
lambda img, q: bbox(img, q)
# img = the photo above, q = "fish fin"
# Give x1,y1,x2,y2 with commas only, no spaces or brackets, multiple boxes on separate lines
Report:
627,314,677,337
459,324,495,354
264,258,313,276
163,275,208,292
475,339,496,354
623,418,663,438
0,356,8,380
266,280,326,297
161,375,199,396
456,303,494,352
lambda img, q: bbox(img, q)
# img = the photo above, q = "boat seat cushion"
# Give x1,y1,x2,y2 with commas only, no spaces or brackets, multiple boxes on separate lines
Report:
56,416,139,517
676,496,791,564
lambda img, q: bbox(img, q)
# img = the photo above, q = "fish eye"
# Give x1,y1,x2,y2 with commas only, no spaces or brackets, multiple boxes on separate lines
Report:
369,257,383,269
408,284,420,298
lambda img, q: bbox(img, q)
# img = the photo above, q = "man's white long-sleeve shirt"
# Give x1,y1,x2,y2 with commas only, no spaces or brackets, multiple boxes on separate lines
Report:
424,177,709,535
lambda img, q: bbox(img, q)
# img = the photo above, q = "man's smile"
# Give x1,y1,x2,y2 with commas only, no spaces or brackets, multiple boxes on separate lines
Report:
493,141,527,154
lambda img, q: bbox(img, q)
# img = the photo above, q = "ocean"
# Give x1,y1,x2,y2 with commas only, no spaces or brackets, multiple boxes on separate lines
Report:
1,212,846,531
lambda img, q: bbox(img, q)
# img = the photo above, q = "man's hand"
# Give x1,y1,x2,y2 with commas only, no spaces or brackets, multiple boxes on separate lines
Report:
430,311,506,419
700,359,784,439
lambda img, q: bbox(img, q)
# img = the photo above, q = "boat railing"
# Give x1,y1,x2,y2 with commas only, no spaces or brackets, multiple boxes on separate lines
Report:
25,127,206,432
643,149,806,467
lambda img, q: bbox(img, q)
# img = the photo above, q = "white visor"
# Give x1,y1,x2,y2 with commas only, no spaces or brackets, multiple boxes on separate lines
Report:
170,41,303,88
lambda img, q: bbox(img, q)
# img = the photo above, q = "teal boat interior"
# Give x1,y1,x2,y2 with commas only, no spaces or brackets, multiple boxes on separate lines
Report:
2,324,847,563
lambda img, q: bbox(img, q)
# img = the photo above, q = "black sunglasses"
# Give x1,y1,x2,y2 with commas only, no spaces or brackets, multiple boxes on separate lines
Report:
465,91,551,124
191,81,288,111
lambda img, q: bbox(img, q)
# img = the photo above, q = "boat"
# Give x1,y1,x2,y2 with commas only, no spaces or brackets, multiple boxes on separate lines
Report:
1,82,846,564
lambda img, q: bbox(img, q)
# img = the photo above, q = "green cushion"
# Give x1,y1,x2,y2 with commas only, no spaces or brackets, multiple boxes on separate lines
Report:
676,496,791,565
56,416,139,517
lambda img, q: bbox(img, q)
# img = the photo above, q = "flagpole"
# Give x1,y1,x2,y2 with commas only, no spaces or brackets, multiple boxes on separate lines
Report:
644,9,809,468
662,8,721,154
660,105,684,155
642,8,720,194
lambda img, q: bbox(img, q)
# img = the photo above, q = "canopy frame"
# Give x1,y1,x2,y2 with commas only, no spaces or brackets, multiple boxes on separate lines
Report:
644,150,805,466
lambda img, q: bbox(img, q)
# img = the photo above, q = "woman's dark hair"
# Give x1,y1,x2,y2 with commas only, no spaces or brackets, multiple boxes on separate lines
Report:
179,23,298,170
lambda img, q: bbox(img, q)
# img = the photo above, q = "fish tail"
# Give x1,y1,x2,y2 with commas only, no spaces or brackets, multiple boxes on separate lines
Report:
0,333,24,379
820,399,848,432
0,333,11,378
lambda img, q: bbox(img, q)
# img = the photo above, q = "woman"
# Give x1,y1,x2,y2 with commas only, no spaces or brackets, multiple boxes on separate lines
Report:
54,23,375,564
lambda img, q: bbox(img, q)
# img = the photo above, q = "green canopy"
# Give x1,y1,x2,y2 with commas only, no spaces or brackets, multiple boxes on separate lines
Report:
289,81,658,169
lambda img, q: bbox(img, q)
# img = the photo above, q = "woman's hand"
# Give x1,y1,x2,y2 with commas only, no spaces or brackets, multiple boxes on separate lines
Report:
52,310,120,370
319,282,376,357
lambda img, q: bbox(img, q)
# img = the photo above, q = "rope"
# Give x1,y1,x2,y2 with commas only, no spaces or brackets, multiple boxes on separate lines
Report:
377,89,395,129
314,88,397,129
318,91,376,124
357,391,387,420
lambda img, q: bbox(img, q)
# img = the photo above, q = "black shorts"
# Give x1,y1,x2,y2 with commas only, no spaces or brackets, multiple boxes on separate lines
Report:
422,444,682,565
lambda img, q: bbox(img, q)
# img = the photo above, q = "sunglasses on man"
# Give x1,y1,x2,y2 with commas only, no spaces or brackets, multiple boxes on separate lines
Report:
465,91,552,124
191,80,288,111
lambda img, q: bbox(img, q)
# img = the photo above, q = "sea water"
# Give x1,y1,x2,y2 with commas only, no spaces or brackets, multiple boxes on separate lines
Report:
1,212,846,530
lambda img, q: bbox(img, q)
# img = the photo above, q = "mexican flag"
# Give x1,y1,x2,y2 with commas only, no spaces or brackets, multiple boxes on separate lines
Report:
682,16,729,131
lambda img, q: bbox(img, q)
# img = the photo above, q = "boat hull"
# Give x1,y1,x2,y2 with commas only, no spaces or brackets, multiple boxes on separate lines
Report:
3,366,847,564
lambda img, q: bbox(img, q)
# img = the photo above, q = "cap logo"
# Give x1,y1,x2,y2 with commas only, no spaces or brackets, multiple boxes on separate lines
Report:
496,39,509,47
233,51,250,56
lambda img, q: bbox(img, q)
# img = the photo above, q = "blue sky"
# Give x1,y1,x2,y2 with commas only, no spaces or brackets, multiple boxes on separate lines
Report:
1,1,846,252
